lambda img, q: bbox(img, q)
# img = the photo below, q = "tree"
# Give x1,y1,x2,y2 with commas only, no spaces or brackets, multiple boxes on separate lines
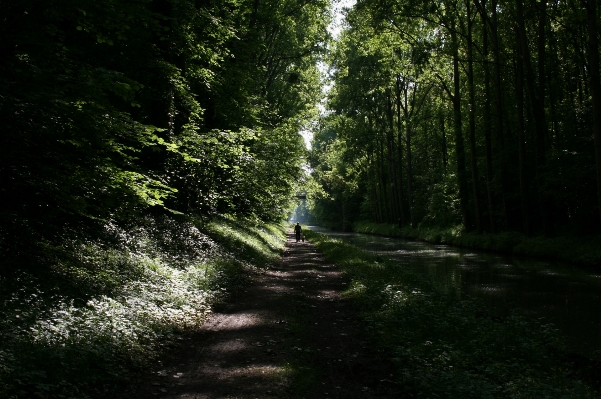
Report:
0,0,331,265
308,0,601,235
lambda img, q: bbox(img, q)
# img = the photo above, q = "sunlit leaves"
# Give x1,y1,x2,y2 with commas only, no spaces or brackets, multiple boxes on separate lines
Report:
0,0,333,256
0,217,286,398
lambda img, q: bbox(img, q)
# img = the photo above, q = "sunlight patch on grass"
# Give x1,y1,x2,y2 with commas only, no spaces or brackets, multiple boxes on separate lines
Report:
0,216,287,399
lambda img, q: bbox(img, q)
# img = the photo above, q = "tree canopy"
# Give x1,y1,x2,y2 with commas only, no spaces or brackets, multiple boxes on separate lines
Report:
0,0,331,263
308,0,601,236
4,0,601,261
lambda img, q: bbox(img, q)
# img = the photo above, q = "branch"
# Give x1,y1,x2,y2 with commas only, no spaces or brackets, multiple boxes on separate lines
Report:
434,73,454,101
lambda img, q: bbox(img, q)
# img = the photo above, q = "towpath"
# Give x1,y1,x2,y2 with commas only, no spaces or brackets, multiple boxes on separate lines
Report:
121,231,396,398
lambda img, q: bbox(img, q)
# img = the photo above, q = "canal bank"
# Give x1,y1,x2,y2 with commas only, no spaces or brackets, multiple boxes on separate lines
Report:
351,221,601,267
305,228,600,398
309,226,601,361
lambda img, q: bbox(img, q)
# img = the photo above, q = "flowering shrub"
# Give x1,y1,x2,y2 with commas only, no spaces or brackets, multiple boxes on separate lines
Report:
0,216,285,399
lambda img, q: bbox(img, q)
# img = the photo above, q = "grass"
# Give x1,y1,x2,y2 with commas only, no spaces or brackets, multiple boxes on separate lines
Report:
305,229,599,399
353,221,601,267
0,215,287,399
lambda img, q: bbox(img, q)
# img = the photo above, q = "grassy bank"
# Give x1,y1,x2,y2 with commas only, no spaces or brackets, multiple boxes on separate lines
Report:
353,221,601,267
305,229,598,398
0,216,286,399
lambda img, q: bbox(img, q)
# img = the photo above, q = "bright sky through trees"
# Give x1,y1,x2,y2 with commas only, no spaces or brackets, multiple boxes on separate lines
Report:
301,0,356,150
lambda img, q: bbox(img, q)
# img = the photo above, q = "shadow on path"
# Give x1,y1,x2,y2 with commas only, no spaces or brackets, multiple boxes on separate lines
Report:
122,232,396,398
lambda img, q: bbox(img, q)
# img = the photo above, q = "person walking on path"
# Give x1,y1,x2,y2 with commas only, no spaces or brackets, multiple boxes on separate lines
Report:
294,222,302,242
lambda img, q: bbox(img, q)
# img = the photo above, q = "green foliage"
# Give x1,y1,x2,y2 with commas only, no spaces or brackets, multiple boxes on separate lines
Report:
308,0,601,236
0,216,286,399
305,229,597,398
0,0,329,397
0,0,330,261
0,0,329,394
305,115,365,230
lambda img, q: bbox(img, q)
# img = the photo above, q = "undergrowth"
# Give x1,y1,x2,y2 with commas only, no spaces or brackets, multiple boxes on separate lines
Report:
353,221,601,267
305,229,598,399
0,215,286,399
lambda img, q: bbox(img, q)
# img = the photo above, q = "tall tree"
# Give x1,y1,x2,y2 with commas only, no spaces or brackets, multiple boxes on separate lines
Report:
582,0,601,227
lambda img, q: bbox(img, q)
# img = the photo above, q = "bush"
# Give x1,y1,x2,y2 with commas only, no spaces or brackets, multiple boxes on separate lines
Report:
0,215,286,399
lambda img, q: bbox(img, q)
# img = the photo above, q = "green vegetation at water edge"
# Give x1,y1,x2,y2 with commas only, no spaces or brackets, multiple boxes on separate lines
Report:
353,221,601,267
305,229,598,399
0,216,286,399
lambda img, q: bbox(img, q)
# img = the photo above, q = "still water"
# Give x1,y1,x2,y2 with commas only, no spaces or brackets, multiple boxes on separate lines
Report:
308,226,601,359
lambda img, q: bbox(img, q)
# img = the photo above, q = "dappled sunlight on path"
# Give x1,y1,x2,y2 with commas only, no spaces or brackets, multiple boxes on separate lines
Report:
120,232,396,398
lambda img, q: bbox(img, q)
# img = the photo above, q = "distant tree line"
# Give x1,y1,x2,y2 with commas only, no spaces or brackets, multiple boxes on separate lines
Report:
309,0,601,235
0,0,330,263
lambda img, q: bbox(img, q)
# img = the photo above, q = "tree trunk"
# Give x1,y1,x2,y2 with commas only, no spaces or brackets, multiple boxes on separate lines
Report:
476,0,496,232
441,109,448,174
400,79,416,228
467,0,483,233
451,29,472,229
535,0,554,235
516,0,531,235
519,0,551,234
406,122,415,228
583,0,601,229
378,129,390,222
395,75,406,226
491,0,509,230
386,88,400,223
367,152,382,222
368,117,384,223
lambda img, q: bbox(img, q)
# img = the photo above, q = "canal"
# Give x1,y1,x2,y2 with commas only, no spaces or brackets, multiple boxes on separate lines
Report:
308,226,601,360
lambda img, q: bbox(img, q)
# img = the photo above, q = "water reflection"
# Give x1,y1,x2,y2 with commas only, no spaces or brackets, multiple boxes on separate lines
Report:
308,226,601,359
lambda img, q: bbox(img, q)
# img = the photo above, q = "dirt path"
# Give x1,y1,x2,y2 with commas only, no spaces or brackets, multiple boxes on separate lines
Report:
122,232,396,398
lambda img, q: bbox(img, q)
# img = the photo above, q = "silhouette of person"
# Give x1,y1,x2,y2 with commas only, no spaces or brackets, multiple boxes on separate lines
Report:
294,222,302,242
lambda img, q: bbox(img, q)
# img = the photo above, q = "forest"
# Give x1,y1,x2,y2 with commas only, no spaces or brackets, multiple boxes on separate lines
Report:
1,0,330,256
308,0,601,240
0,0,329,397
2,0,601,397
